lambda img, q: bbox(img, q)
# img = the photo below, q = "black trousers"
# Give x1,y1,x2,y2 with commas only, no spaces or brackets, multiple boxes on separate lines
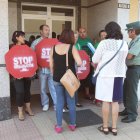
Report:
80,65,93,88
14,78,31,107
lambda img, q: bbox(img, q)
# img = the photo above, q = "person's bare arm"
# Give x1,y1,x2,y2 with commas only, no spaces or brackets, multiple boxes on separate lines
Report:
72,46,82,66
127,53,134,60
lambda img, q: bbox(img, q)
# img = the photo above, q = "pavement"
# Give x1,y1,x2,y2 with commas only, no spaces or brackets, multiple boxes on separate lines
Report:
1,95,140,140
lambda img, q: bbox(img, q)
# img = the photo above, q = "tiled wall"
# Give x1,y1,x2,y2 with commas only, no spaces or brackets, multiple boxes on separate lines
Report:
0,0,9,65
0,0,11,120
0,0,10,97
0,68,10,97
8,2,17,44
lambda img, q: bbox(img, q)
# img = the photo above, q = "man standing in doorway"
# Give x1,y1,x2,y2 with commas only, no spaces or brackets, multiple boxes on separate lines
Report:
94,30,107,49
31,24,57,111
119,21,140,123
76,27,95,100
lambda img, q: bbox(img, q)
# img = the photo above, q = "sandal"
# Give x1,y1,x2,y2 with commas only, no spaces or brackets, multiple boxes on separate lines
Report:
18,111,25,121
96,102,102,107
25,110,34,116
98,125,109,135
108,127,117,136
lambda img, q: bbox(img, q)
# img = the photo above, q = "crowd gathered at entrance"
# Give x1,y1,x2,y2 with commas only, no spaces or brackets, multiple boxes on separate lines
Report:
8,20,140,136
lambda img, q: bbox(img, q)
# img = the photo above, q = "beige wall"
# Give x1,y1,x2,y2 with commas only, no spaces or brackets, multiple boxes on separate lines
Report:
88,0,107,5
8,2,17,44
129,0,139,22
81,0,88,29
87,0,118,40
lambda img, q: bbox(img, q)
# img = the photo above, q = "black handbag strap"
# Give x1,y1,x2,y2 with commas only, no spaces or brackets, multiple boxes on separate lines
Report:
66,45,72,70
66,46,69,69
96,40,124,75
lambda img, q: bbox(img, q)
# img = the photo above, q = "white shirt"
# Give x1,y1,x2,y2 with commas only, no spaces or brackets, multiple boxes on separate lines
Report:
92,39,128,77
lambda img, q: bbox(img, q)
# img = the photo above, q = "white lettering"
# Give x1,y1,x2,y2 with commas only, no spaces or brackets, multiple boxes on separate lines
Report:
13,57,18,65
77,60,87,73
41,48,51,59
13,56,34,72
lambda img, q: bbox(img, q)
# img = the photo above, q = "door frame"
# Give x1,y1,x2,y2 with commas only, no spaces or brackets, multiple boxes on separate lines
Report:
22,3,76,37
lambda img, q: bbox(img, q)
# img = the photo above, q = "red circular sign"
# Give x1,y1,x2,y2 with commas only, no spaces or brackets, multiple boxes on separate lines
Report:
35,38,58,67
76,50,90,80
5,45,38,79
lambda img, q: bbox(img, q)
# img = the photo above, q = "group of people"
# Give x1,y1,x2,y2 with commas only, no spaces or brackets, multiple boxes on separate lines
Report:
9,20,140,136
92,21,140,135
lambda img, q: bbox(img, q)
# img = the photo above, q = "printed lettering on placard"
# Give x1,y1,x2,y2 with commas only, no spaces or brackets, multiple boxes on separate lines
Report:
13,56,34,72
41,48,51,61
77,60,87,73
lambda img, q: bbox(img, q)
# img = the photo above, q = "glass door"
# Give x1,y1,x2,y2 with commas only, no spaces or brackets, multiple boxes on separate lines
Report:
22,4,76,95
52,20,72,39
51,6,75,38
23,18,47,39
22,4,75,40
22,4,50,39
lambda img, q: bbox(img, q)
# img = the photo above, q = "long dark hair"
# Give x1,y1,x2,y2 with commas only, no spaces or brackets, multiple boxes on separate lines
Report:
105,22,123,40
12,31,25,44
59,29,75,45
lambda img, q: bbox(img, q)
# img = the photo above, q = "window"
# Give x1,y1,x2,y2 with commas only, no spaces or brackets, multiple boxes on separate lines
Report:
22,5,47,15
51,7,73,16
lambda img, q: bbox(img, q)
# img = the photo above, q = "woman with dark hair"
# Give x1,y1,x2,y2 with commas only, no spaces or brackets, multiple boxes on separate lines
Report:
12,31,34,121
50,29,82,133
92,22,128,135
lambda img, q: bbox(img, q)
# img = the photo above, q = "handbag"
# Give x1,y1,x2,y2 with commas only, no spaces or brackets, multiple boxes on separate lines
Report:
92,41,124,85
60,45,80,97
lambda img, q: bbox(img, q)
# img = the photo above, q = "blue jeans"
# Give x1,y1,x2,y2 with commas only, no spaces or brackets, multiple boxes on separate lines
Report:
75,92,78,104
39,70,56,107
54,81,76,127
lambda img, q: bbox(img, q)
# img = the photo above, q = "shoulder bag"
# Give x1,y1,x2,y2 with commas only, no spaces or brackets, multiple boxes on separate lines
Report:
60,45,80,97
92,41,124,85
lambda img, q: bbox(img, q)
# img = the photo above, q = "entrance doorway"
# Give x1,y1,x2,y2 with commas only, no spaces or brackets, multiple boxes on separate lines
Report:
21,3,76,95
22,3,75,39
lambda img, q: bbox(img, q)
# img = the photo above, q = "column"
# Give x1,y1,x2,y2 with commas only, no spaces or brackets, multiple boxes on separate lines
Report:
117,0,130,41
0,0,11,120
17,0,22,30
139,0,140,20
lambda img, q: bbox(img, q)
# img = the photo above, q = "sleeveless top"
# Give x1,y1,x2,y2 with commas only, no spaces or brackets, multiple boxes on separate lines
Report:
53,45,76,82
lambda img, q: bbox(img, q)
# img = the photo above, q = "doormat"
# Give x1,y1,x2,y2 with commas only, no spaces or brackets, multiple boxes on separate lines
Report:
63,109,102,127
